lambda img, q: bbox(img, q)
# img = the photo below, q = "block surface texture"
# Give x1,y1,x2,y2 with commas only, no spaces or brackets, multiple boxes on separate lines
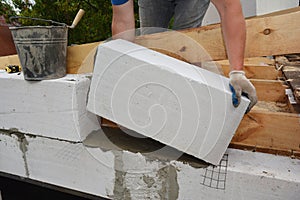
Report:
0,71,100,141
87,39,250,165
1,128,300,199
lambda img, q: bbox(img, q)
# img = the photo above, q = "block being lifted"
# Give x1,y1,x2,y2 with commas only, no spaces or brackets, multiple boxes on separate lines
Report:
87,39,249,165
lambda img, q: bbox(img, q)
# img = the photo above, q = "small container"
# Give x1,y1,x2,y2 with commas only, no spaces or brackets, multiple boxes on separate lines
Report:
10,23,68,80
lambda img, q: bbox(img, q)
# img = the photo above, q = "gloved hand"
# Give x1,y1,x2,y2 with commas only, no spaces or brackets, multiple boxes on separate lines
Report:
229,70,257,113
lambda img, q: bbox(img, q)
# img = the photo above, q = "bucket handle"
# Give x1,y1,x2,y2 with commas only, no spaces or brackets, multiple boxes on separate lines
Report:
9,16,67,27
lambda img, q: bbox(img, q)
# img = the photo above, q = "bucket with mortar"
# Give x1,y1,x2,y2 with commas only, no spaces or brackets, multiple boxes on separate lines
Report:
9,9,84,80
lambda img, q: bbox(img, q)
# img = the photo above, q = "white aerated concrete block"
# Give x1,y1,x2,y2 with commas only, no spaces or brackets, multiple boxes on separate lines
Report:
87,39,250,165
0,131,27,177
0,72,100,141
175,149,300,200
25,135,115,198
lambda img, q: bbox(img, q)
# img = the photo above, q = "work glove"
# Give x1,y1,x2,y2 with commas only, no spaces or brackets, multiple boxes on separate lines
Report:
229,70,257,113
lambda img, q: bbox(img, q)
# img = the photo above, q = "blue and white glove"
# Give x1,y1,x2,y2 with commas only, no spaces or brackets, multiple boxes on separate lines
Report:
229,70,257,113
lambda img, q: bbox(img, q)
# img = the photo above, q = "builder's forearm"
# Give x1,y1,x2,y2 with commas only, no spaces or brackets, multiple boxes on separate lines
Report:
112,0,135,41
212,0,246,71
222,6,246,71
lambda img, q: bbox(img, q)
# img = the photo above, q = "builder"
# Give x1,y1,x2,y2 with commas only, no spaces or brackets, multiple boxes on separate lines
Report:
111,0,257,111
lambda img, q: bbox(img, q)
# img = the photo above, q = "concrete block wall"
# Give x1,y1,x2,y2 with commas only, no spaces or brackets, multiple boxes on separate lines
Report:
1,128,299,199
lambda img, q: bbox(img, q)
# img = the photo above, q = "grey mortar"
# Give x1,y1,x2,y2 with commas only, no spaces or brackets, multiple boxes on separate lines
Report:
143,175,156,188
113,151,131,200
0,128,33,176
158,165,179,200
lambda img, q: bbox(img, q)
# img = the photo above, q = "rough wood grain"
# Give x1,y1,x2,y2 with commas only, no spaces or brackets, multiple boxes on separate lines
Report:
66,42,101,74
135,7,300,62
217,56,275,66
0,42,101,73
231,110,300,158
229,143,300,158
251,79,287,102
220,64,279,80
0,54,20,69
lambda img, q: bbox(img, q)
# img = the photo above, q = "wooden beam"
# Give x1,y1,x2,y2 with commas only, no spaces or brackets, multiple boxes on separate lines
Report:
231,110,300,158
223,65,280,80
135,7,300,62
101,118,119,128
0,42,101,73
101,109,300,158
193,71,286,102
217,56,275,66
214,56,280,80
251,79,287,102
203,62,280,80
0,54,20,70
229,143,300,158
66,42,100,74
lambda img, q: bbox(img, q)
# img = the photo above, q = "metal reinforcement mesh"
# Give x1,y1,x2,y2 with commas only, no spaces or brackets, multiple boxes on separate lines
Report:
201,154,228,190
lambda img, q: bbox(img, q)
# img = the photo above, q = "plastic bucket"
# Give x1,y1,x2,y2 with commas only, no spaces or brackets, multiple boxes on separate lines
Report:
9,24,68,80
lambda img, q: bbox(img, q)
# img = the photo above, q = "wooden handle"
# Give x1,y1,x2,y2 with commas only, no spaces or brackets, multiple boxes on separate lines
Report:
70,9,85,28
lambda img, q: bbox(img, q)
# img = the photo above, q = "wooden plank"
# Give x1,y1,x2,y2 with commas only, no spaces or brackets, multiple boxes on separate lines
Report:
251,79,287,102
101,117,119,128
276,55,300,66
101,109,300,158
135,7,300,62
283,65,300,103
66,42,100,74
254,101,290,113
217,56,275,66
220,64,279,80
200,57,279,79
0,54,20,70
229,143,300,159
0,42,101,73
231,110,300,158
285,54,300,62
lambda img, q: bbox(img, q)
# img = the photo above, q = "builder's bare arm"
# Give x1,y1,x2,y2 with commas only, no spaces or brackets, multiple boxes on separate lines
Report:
211,0,257,111
112,0,135,41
